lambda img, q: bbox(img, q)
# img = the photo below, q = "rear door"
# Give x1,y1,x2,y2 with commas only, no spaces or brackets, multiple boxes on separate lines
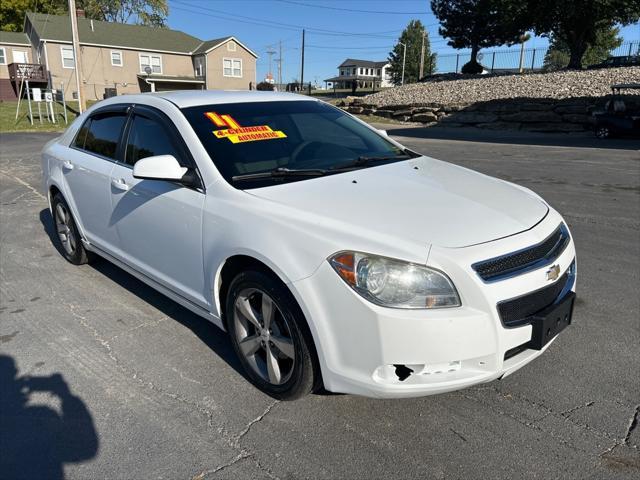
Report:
108,105,207,307
63,106,129,253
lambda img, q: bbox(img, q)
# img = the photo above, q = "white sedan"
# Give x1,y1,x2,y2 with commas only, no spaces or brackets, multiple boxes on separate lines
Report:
41,91,576,399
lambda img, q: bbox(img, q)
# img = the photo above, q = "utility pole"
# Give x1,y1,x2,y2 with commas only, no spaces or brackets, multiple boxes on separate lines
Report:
278,40,282,87
399,42,407,85
68,0,86,112
419,32,426,79
300,29,305,90
266,46,276,83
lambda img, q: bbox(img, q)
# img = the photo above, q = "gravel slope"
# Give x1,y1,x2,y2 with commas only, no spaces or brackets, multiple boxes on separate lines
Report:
364,67,640,107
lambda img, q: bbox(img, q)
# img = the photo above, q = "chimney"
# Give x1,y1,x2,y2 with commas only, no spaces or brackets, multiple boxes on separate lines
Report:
76,9,85,18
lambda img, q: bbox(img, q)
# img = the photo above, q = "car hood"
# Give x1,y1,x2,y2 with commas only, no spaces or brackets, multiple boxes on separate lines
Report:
247,156,548,248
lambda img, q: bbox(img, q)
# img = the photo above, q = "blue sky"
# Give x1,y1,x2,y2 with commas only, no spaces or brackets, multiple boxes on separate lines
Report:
166,0,640,84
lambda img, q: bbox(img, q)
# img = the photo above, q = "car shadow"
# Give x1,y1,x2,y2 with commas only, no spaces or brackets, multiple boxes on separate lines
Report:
39,209,245,380
381,124,640,151
0,354,99,480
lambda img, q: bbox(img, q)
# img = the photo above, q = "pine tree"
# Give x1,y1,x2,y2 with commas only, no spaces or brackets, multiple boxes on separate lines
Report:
388,20,437,85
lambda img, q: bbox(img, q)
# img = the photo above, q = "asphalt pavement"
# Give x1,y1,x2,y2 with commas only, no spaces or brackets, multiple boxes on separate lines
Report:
1,127,638,479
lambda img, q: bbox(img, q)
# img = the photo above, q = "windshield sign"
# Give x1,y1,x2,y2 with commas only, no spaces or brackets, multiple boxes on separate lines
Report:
181,101,408,188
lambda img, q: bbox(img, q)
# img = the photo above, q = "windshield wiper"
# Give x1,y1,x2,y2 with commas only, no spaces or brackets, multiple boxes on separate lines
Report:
231,167,328,182
331,153,412,171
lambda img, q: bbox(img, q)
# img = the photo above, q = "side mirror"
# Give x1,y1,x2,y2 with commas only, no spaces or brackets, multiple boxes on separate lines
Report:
133,155,188,182
377,129,388,136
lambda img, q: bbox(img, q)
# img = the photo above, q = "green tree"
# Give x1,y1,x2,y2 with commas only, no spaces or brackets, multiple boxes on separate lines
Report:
431,0,524,73
0,0,168,32
81,0,169,27
388,20,436,85
1,0,66,32
526,0,639,69
543,26,624,70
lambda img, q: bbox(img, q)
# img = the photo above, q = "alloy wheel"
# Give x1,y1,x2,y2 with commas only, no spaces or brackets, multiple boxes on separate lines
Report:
233,288,295,385
55,203,76,255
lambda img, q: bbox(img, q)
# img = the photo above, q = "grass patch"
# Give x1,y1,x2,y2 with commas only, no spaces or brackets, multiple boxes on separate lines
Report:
0,100,84,133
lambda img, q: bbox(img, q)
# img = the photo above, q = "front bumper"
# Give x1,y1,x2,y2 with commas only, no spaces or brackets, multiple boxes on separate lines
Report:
290,209,576,398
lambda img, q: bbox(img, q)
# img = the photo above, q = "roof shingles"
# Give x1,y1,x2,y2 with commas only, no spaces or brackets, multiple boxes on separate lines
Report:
0,31,31,45
26,12,202,53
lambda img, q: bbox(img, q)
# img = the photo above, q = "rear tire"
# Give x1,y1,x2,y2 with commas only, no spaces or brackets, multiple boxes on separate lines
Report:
225,270,320,400
51,193,94,265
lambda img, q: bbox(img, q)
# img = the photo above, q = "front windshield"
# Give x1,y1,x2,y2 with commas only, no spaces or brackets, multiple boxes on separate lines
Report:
181,100,407,187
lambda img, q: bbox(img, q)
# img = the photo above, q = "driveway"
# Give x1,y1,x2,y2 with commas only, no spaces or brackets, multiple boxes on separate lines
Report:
1,129,638,479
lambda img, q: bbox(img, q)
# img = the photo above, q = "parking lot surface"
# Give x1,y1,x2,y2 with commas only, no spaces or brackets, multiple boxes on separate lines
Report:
1,128,638,479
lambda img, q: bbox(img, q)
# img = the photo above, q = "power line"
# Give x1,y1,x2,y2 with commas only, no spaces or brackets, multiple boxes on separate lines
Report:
171,0,404,38
274,0,436,18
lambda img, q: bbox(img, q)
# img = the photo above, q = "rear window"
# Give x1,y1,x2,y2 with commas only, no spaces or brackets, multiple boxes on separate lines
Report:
181,100,403,187
82,112,127,160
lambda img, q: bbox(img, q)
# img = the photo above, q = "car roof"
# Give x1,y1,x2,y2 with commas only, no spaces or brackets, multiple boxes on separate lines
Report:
151,90,314,108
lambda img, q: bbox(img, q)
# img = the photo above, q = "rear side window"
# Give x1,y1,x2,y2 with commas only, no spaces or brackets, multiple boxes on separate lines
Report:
124,114,181,166
73,119,90,149
83,112,127,160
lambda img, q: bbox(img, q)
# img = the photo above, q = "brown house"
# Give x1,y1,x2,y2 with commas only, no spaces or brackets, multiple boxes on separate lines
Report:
0,12,258,101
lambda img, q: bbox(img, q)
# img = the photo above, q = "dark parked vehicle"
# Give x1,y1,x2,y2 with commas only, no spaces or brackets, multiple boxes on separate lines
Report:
593,83,640,139
587,55,640,69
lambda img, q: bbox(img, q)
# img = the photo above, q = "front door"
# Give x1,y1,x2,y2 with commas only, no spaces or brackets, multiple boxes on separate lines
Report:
108,106,207,307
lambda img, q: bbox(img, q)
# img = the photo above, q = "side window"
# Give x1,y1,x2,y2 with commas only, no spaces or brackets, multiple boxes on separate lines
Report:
124,114,182,167
83,112,127,160
73,118,91,149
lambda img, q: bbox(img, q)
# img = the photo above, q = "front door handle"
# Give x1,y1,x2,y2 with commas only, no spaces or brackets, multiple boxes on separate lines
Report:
111,178,129,192
62,160,74,171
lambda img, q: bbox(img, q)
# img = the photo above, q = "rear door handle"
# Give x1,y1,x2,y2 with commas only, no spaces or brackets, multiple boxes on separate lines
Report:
62,161,74,171
111,178,129,192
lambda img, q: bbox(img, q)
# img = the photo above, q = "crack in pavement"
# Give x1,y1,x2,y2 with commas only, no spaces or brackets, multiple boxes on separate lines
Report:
193,401,281,480
623,404,639,446
62,300,281,479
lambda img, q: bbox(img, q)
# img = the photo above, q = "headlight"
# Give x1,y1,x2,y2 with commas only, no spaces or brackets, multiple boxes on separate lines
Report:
328,252,461,309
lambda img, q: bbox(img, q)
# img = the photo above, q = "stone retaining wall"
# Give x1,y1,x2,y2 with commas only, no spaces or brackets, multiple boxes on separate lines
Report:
338,96,627,132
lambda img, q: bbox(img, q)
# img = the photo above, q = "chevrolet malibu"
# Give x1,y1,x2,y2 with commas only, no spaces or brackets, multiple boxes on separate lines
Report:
41,91,576,399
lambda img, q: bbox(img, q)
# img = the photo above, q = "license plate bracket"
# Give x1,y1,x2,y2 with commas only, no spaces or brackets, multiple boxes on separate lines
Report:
529,291,575,350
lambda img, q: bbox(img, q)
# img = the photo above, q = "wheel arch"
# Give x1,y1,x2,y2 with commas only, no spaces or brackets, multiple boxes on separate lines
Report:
215,253,324,391
215,254,290,330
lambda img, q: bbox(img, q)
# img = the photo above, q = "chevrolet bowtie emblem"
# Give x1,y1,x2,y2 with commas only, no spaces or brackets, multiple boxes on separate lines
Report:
546,264,561,281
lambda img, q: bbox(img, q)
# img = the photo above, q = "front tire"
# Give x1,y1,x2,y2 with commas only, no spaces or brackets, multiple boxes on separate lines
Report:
225,270,320,400
51,193,94,265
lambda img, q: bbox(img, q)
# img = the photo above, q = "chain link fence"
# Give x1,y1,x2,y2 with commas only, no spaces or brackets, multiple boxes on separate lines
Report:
435,41,640,74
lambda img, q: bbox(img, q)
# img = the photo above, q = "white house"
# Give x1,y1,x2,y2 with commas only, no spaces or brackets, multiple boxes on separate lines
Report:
325,58,392,90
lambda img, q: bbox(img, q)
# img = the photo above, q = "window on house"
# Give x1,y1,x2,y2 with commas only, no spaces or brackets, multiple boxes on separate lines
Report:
223,58,242,77
111,50,123,67
0,48,5,65
227,40,236,51
352,68,356,75
377,68,381,76
139,54,162,74
194,56,205,77
61,46,75,69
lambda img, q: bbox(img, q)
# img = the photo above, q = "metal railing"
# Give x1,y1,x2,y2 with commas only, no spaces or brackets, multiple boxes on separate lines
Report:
434,41,640,74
